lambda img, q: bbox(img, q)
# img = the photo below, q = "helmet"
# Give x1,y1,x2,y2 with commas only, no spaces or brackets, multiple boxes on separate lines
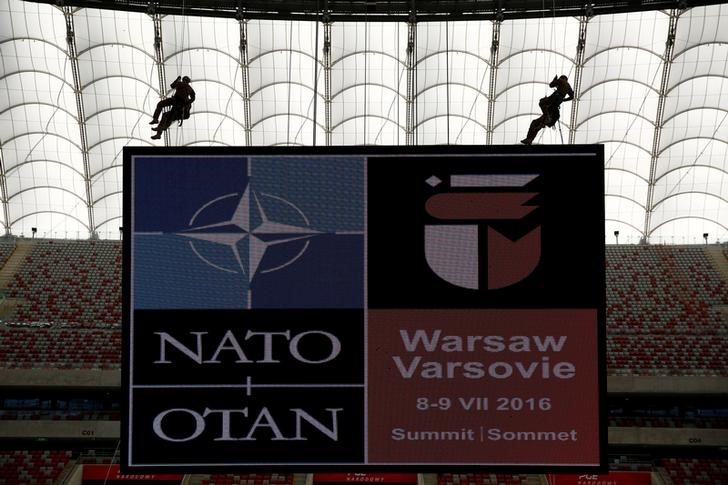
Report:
182,76,191,83
559,75,568,81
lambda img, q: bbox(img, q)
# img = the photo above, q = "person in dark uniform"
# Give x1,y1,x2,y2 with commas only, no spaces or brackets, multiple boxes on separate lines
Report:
521,75,574,145
150,75,195,140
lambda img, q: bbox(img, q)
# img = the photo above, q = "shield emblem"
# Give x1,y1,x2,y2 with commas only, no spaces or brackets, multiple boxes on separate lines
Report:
424,174,541,290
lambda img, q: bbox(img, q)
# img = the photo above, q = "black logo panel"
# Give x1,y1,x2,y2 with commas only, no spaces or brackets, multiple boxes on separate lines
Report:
367,152,604,309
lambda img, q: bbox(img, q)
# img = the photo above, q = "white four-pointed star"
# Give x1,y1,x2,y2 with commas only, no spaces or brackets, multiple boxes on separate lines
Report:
176,185,320,281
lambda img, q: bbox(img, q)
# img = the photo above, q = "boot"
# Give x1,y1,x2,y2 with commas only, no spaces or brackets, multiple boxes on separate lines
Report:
522,116,544,145
151,133,162,140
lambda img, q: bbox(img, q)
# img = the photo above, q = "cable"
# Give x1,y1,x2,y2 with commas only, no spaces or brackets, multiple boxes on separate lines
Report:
452,22,492,144
374,66,406,145
172,0,191,145
660,109,728,200
603,46,667,168
59,61,158,239
21,56,71,169
452,1,571,145
211,62,242,143
101,440,121,485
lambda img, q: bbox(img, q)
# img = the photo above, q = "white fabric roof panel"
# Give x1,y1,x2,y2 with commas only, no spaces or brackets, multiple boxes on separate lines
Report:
330,22,406,145
673,4,728,54
415,22,490,145
491,17,577,151
0,0,84,236
1,0,727,241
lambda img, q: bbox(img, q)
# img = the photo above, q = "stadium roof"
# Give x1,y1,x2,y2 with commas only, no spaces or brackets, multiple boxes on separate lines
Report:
21,0,728,21
1,0,727,242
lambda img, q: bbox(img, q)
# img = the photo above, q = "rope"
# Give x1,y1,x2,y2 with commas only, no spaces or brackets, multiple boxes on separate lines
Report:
211,62,242,143
452,22,490,144
101,440,121,485
172,0,191,145
604,47,666,168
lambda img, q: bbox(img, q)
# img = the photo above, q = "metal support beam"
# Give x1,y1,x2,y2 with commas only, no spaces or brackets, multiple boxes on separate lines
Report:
405,11,417,145
445,21,450,144
323,17,332,146
150,10,169,146
63,6,95,238
486,18,501,145
0,146,10,235
644,8,680,242
568,14,588,145
237,9,252,146
23,0,728,23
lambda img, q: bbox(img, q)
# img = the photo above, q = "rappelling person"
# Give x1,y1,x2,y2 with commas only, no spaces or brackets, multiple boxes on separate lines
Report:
150,75,195,140
520,75,574,145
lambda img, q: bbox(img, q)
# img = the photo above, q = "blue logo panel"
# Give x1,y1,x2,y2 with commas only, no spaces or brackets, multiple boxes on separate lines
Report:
132,155,365,309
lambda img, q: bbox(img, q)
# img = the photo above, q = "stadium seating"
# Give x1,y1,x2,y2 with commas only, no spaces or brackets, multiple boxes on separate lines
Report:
610,416,728,428
605,246,727,334
0,410,120,421
0,239,16,269
0,326,120,369
77,449,115,465
661,458,728,483
0,242,725,375
0,450,72,485
606,334,727,376
438,473,537,485
605,245,728,376
3,240,121,327
608,455,654,472
202,474,294,485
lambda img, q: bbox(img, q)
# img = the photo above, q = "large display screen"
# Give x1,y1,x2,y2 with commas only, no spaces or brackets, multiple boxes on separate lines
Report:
123,145,605,472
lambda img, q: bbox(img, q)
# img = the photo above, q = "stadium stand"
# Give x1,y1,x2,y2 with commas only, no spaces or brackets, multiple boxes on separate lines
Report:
605,246,728,335
0,450,72,485
610,416,728,428
77,449,115,465
0,410,120,421
605,245,728,376
661,458,728,484
2,240,121,328
437,473,537,485
0,326,120,369
0,242,724,375
608,455,654,472
0,240,16,270
25,241,728,373
0,241,726,481
202,473,294,485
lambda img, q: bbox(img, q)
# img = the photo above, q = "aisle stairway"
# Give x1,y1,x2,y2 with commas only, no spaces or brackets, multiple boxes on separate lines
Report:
0,239,33,320
705,245,728,320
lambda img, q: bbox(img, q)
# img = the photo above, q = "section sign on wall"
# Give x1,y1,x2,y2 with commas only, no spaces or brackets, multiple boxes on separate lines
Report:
123,146,605,472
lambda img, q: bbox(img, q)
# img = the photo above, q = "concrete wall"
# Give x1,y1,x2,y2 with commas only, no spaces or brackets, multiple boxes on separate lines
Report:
608,427,728,447
0,420,119,439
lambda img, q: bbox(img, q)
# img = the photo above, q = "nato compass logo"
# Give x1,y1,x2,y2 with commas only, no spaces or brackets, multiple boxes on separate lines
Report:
132,156,365,310
177,185,320,282
424,173,541,290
